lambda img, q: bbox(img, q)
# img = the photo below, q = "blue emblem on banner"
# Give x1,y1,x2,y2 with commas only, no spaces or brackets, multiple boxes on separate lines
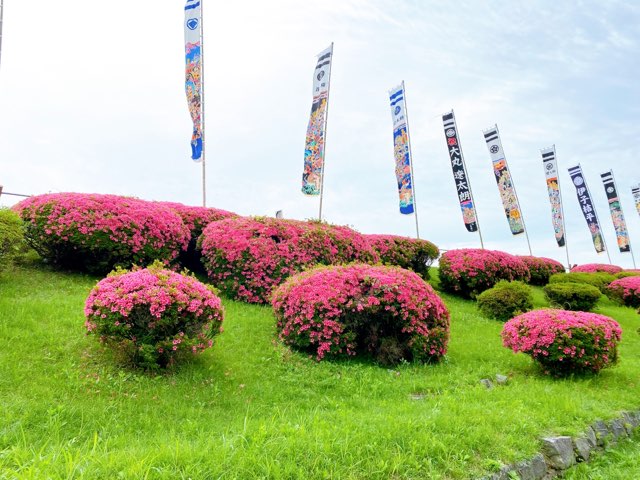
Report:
394,106,401,115
187,18,199,30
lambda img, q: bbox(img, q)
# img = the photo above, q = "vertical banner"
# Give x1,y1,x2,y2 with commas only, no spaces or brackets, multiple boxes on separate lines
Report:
389,84,414,214
601,171,630,253
184,0,203,162
633,184,640,218
483,125,524,235
568,165,605,253
442,111,477,231
541,146,565,247
302,45,333,196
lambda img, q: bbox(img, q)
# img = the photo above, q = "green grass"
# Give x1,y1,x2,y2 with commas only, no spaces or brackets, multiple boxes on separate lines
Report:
1,264,640,479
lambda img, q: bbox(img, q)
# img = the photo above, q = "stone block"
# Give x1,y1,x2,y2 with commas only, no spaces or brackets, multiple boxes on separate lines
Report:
480,378,494,389
591,420,609,446
495,374,508,385
573,436,593,462
540,436,575,470
608,418,628,443
514,453,547,480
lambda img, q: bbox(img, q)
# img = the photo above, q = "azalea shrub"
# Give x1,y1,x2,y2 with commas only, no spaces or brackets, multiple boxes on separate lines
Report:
571,263,623,274
476,281,533,322
365,234,439,279
14,193,190,274
548,272,616,294
199,217,378,303
438,248,530,298
502,309,622,375
543,282,601,311
518,256,565,286
84,262,224,370
607,276,640,308
272,264,450,365
614,270,640,279
0,208,24,273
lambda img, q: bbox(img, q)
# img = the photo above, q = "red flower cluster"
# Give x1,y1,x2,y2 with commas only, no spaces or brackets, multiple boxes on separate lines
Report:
518,256,566,285
438,248,530,298
84,262,224,369
156,201,237,241
14,193,190,274
199,217,378,303
607,276,640,308
365,234,439,279
502,309,621,375
571,263,623,274
272,264,450,363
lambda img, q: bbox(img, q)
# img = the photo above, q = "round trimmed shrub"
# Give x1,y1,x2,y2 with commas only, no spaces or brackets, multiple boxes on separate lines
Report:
502,309,622,375
199,217,378,303
476,281,534,322
543,282,601,311
571,263,623,274
615,270,640,279
548,272,615,294
0,207,24,273
14,193,190,274
438,248,530,298
518,256,565,286
607,276,640,308
84,262,224,370
365,234,439,279
272,264,450,364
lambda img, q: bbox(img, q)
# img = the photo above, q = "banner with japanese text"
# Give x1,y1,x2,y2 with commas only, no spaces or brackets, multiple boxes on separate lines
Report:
389,84,415,214
568,165,605,253
601,171,630,253
184,0,203,162
633,184,640,218
541,146,565,247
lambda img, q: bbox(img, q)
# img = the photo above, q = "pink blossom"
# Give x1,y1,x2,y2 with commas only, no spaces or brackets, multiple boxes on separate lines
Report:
571,263,623,274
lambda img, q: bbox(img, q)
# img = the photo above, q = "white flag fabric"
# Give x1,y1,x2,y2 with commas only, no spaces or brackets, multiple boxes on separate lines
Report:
541,146,565,247
184,0,203,162
389,83,415,215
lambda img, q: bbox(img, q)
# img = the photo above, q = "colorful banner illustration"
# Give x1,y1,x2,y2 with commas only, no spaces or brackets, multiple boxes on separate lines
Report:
601,171,630,253
633,184,640,218
389,84,415,215
302,44,333,196
442,111,477,232
483,126,524,235
184,0,203,162
568,165,605,253
541,146,565,247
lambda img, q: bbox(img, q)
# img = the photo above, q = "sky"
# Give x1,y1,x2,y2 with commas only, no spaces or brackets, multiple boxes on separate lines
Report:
0,0,639,268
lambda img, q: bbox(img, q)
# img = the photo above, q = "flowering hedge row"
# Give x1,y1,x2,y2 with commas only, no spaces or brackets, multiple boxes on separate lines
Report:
272,264,450,364
438,248,530,298
199,217,378,303
571,263,623,274
84,262,224,370
14,193,190,274
502,309,622,375
607,276,640,308
365,234,439,279
518,256,565,286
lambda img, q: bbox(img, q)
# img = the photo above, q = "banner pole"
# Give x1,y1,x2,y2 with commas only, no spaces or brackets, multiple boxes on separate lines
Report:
552,145,572,269
401,81,420,239
317,42,333,222
199,0,206,207
452,110,484,249
0,0,4,71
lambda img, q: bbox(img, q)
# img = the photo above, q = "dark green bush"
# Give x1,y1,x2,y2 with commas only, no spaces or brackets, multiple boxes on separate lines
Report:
543,282,601,311
476,281,534,321
548,272,615,294
0,208,24,273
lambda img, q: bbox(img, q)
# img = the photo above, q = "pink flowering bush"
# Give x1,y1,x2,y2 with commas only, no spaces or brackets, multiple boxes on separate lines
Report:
14,193,190,274
502,309,621,375
84,262,224,370
272,264,450,364
571,263,623,274
607,276,640,308
199,217,378,303
365,234,439,279
438,248,530,298
518,256,565,286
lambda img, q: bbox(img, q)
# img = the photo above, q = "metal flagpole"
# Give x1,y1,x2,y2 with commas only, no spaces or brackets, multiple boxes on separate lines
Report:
495,125,532,255
199,0,206,207
0,0,5,71
452,109,484,249
317,42,333,222
401,81,420,239
552,146,572,269
610,169,636,269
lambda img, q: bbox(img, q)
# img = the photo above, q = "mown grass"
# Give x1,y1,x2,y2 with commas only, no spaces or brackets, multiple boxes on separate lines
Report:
0,264,639,479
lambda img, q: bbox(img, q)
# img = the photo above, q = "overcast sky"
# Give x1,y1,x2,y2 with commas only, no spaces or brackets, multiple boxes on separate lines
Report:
0,0,638,268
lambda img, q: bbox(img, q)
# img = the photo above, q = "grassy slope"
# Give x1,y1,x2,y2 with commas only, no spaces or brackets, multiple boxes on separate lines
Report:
0,265,639,479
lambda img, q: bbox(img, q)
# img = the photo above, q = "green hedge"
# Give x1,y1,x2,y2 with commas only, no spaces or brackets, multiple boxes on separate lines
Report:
476,281,533,322
543,282,601,311
548,272,615,294
0,208,24,273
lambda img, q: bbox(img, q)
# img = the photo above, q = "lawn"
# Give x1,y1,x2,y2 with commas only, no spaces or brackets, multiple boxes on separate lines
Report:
1,263,639,479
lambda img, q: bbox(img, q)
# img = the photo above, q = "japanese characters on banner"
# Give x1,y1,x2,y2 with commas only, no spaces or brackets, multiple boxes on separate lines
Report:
184,0,203,162
389,84,415,215
442,111,477,231
483,126,524,235
568,165,605,253
633,185,640,218
601,171,630,253
302,45,333,196
541,146,565,247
